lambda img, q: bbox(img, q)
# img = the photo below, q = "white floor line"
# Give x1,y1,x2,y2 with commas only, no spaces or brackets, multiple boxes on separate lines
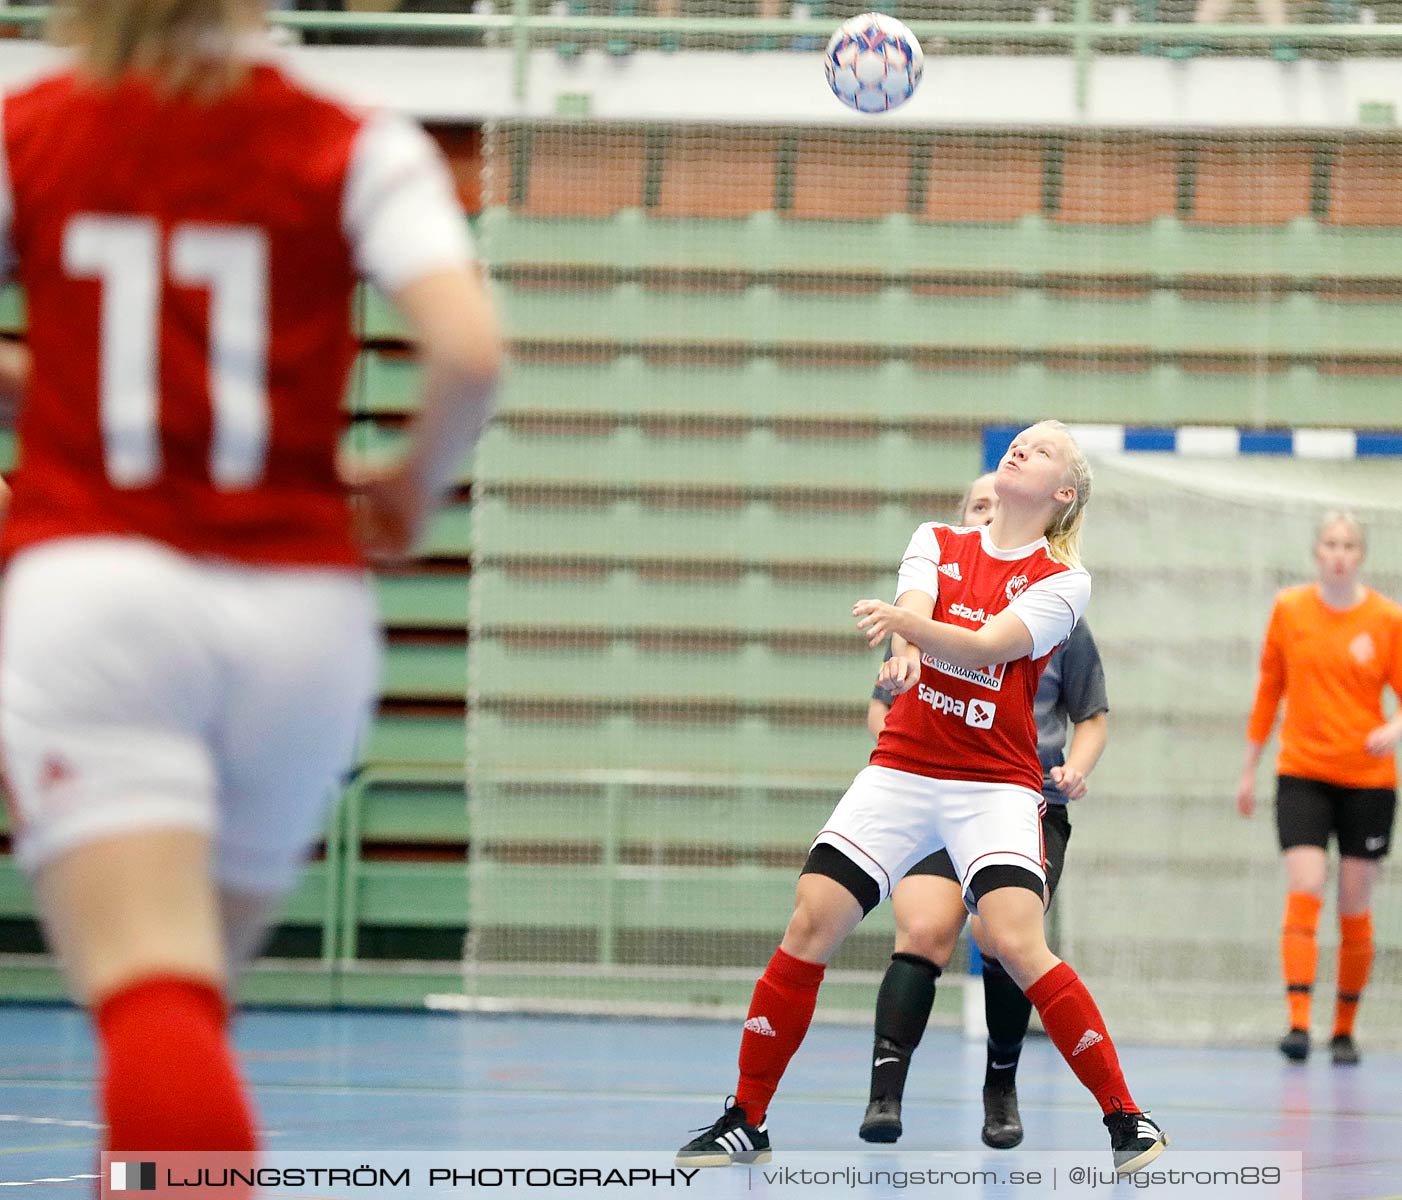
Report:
0,1116,101,1130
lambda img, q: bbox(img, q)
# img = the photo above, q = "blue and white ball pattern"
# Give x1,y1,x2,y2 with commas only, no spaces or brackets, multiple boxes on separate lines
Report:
824,12,924,114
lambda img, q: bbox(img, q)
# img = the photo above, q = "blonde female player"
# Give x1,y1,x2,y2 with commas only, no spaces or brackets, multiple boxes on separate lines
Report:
676,422,1165,1174
1237,511,1402,1065
0,0,501,1165
861,471,1109,1150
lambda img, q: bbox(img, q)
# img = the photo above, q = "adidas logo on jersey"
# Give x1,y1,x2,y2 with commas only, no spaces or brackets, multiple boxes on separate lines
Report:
937,562,962,580
744,1016,777,1037
1072,1029,1104,1057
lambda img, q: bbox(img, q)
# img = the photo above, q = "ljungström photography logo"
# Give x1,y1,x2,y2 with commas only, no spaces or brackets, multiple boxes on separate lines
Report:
109,1161,157,1192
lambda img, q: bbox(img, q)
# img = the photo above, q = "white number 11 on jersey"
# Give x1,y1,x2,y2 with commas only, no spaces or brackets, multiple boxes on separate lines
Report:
62,215,271,490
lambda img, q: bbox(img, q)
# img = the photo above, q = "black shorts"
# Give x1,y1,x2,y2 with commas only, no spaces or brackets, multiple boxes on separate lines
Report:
1275,774,1396,860
906,802,1072,901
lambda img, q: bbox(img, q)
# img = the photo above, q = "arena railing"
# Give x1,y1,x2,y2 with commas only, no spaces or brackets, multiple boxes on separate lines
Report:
2,5,1402,117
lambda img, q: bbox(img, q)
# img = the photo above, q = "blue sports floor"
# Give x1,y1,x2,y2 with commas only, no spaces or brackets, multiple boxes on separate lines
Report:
0,1005,1396,1198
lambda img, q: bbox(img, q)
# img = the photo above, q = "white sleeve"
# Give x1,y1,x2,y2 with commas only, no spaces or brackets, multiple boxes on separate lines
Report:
342,111,473,295
895,524,941,603
0,102,14,282
1007,568,1091,659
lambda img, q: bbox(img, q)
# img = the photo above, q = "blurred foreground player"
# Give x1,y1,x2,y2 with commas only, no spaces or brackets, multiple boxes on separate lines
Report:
0,0,501,1167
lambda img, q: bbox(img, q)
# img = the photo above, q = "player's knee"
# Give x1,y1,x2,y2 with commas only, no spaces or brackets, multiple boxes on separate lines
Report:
1283,848,1326,884
969,865,1046,967
782,898,848,961
1336,865,1378,914
980,925,1042,973
1284,864,1327,897
894,916,958,968
783,898,826,947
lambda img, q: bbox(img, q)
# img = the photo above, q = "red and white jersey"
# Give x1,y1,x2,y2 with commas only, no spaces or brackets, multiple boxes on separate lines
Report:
0,58,472,566
871,523,1090,794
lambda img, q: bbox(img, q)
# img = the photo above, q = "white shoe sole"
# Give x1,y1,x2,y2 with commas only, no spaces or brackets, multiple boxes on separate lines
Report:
675,1148,772,1169
1116,1134,1168,1176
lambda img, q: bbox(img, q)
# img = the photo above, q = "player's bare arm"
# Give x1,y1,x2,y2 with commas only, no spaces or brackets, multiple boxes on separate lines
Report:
1236,741,1266,817
854,597,1034,668
875,590,929,694
1052,711,1107,801
348,268,502,564
0,339,27,422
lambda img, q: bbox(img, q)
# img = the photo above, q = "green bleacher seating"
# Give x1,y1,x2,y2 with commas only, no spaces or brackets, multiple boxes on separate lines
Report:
419,503,472,558
471,709,870,778
362,705,467,767
375,572,471,629
467,772,900,951
0,857,33,921
474,423,978,490
474,640,873,706
469,494,970,566
492,358,1402,429
492,283,1401,358
356,352,1402,430
383,636,468,702
472,564,890,633
339,766,467,959
475,211,1402,280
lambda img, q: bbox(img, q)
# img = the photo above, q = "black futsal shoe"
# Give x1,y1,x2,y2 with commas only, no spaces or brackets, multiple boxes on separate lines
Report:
1278,1028,1310,1062
1104,1106,1168,1175
859,1096,903,1143
1330,1034,1361,1065
981,1082,1024,1149
676,1096,771,1167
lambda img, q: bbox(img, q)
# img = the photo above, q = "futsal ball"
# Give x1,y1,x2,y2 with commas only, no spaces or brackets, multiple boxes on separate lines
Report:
824,12,924,114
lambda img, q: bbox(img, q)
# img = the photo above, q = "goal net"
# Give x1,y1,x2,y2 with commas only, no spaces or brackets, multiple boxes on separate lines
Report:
1057,448,1402,1043
461,96,1402,1046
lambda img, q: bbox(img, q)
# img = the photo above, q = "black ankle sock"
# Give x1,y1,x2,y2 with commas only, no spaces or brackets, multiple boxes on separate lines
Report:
870,953,939,1102
982,956,1030,1090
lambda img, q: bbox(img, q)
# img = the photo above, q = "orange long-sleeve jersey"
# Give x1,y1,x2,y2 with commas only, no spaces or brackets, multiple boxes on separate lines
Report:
1247,585,1402,789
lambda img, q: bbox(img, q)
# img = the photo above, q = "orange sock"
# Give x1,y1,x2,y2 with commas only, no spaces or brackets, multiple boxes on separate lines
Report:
1281,892,1321,1032
1334,912,1373,1038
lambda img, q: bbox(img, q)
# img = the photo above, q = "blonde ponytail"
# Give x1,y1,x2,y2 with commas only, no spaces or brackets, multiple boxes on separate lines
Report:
1041,419,1092,569
52,0,265,94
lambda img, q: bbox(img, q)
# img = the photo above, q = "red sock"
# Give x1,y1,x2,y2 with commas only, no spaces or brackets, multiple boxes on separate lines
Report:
734,947,825,1125
96,976,257,1156
1026,962,1136,1116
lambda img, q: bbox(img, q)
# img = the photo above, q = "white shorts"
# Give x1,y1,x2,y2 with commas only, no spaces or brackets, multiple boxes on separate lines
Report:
0,537,382,894
812,765,1046,910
